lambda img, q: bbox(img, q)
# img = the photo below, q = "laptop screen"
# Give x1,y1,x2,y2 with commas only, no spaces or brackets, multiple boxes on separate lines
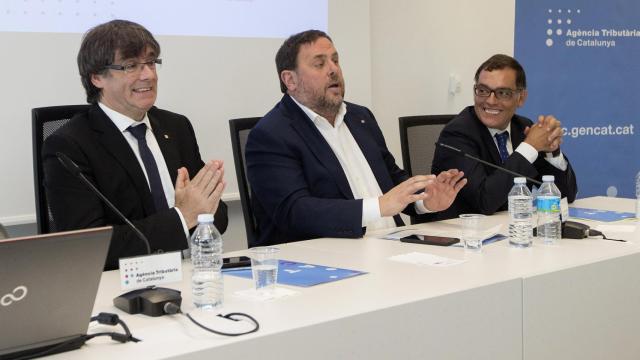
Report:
0,227,111,356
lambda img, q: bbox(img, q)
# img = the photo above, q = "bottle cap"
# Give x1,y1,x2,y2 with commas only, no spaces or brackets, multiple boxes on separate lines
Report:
542,175,555,182
514,177,526,184
197,213,214,223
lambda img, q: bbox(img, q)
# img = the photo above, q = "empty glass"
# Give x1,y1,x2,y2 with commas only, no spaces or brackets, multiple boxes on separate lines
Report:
459,214,486,252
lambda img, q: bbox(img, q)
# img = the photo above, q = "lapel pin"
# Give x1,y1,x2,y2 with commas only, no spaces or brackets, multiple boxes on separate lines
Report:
360,119,365,124
164,134,170,139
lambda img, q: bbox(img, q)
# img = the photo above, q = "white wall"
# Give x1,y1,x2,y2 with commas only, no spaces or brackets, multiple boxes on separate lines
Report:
0,0,370,226
369,0,515,168
0,0,516,240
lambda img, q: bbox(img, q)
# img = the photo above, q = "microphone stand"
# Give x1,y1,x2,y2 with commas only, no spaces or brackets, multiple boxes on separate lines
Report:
436,142,542,185
56,152,182,316
433,143,615,240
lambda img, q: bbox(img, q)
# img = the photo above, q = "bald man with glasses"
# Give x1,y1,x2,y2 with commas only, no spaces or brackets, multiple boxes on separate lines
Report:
431,54,578,220
42,20,228,270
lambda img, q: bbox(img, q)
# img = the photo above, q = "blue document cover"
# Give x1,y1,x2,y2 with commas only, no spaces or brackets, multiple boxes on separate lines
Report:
569,207,635,222
223,260,367,287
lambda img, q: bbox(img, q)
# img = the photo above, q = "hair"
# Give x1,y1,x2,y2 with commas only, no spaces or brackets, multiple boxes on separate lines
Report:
474,54,527,89
275,29,333,93
77,20,160,103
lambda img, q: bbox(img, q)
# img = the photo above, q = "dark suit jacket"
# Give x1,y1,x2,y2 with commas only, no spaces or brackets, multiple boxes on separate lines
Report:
42,105,228,270
432,106,578,220
246,94,425,247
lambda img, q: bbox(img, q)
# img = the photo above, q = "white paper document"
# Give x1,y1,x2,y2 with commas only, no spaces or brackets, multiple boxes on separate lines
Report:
389,252,466,267
234,287,299,301
382,225,502,243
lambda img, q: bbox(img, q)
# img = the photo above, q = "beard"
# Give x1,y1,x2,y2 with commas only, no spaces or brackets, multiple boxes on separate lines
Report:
314,91,343,117
297,77,345,119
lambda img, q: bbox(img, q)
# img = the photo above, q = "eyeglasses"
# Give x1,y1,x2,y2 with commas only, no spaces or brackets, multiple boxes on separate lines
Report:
474,84,521,100
104,58,162,75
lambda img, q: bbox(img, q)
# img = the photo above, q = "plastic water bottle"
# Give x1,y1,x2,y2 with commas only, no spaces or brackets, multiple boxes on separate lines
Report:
636,171,640,219
530,185,539,230
191,214,223,309
508,177,533,248
536,175,562,244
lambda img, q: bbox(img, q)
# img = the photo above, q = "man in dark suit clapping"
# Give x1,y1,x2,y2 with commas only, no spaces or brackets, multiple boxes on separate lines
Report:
43,20,228,270
246,30,466,247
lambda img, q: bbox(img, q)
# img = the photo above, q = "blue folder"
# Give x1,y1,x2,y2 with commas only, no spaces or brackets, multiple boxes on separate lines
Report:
569,207,635,222
223,260,367,287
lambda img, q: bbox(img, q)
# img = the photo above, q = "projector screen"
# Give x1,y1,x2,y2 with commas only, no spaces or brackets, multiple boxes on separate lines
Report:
0,0,372,225
1,0,327,38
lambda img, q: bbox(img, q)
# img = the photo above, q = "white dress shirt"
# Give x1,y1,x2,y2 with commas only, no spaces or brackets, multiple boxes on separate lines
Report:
98,103,189,239
291,98,428,233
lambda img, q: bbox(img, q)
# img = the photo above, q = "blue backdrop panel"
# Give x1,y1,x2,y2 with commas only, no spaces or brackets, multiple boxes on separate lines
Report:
515,0,639,198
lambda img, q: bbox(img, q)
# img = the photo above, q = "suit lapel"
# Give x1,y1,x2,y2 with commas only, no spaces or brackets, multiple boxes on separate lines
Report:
148,109,180,186
510,117,527,149
283,96,354,199
89,106,156,215
344,113,394,193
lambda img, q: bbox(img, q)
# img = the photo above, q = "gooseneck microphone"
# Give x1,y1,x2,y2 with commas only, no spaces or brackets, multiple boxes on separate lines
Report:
435,143,625,242
56,152,185,316
56,152,151,254
435,142,542,185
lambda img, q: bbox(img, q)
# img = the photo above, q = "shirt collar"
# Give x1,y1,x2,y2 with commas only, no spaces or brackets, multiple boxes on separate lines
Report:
290,96,347,128
98,102,151,133
487,122,512,139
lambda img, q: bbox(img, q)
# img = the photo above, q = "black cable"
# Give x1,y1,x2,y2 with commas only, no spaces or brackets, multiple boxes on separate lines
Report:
10,336,89,360
163,302,260,336
90,312,141,342
10,313,138,360
588,229,627,242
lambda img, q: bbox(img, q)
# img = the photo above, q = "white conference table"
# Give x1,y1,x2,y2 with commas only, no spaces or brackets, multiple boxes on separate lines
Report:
51,196,640,360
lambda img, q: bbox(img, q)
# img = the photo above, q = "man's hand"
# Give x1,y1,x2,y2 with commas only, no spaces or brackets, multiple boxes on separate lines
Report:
175,160,226,228
378,170,466,217
524,115,563,152
379,175,434,217
422,169,467,212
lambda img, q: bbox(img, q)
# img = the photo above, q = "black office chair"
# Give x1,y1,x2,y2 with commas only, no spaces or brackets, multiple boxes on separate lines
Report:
32,105,89,234
229,117,262,247
399,114,455,224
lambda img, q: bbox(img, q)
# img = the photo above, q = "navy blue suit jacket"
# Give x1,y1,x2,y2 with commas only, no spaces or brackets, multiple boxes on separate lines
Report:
246,95,422,247
432,106,578,220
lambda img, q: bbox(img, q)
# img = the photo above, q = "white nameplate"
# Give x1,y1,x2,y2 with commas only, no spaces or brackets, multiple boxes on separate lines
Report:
118,252,183,291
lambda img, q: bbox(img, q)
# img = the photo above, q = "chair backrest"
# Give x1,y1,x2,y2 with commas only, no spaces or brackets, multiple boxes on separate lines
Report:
32,105,90,234
399,114,455,177
399,114,454,225
228,117,262,247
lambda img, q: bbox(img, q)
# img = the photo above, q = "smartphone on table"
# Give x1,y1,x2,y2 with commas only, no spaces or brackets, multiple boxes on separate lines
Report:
399,235,460,246
222,256,251,269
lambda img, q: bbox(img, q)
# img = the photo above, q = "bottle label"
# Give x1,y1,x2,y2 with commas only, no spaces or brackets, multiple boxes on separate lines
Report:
537,196,560,213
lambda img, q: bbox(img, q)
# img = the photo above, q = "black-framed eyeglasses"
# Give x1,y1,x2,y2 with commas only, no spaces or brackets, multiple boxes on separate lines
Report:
474,84,521,100
104,58,162,74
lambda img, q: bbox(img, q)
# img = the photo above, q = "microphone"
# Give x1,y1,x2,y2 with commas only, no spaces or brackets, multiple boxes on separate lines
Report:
56,152,151,254
56,152,183,316
434,143,625,241
435,142,542,185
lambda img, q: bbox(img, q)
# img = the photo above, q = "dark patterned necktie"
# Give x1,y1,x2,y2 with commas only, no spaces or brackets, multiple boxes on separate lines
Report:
128,123,169,212
494,131,510,164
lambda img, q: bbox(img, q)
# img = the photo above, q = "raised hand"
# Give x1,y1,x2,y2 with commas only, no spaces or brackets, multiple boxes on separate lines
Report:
524,115,563,152
422,169,467,211
174,160,226,228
